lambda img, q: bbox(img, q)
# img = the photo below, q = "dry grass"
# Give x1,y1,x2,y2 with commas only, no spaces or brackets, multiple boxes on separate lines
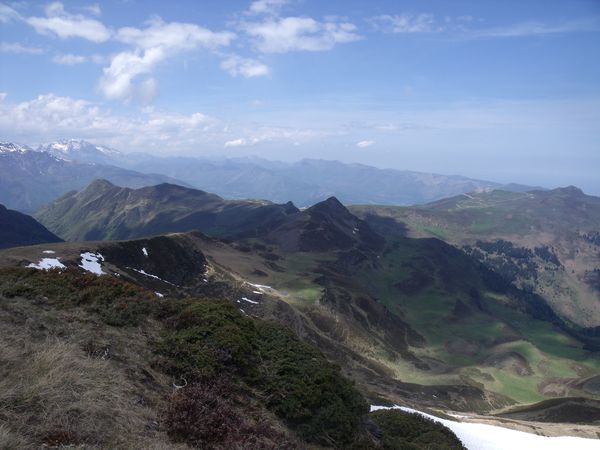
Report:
0,291,189,449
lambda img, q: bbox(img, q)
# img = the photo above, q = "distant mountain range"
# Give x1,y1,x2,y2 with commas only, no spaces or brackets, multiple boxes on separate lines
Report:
0,203,62,249
0,142,186,212
5,139,544,209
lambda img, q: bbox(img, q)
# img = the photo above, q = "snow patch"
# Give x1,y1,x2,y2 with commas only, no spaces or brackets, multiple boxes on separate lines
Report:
142,247,148,257
28,258,66,270
79,252,105,275
155,292,164,298
127,267,177,286
42,250,56,254
241,297,259,305
369,405,600,450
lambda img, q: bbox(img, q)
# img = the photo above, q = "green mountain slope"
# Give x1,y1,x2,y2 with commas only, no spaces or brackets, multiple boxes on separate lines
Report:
350,187,600,327
35,179,299,241
0,203,62,249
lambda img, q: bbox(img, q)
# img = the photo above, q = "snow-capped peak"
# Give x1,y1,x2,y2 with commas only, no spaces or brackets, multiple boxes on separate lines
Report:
0,142,32,154
38,139,121,163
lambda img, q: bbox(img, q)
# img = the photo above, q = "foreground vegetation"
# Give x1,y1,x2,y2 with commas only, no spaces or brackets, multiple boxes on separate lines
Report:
0,267,465,449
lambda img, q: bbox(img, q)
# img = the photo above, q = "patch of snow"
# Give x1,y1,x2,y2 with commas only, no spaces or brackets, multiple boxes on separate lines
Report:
79,252,105,275
246,282,273,293
127,267,177,286
0,142,31,153
241,297,259,305
42,250,56,254
28,258,66,270
252,290,263,294
142,247,148,257
155,292,164,298
240,309,246,314
369,405,600,450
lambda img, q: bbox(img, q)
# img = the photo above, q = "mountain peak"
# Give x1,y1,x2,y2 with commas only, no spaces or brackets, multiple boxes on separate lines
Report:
554,185,584,196
0,142,32,154
39,139,121,163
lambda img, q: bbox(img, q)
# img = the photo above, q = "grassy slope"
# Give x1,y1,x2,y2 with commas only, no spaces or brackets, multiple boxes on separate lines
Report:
0,267,470,449
349,188,600,326
353,237,600,405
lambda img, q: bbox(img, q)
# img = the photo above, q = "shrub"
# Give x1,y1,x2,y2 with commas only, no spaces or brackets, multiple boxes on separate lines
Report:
370,409,466,450
159,299,369,447
165,381,299,450
0,268,156,326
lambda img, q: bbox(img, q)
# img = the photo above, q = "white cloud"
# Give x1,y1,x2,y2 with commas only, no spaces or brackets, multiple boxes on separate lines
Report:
99,47,165,100
83,3,101,17
220,55,269,77
243,16,361,53
356,140,374,148
0,93,219,151
370,14,436,33
248,0,287,16
0,42,44,54
470,18,600,38
224,138,247,147
52,53,87,64
26,2,111,42
0,3,20,23
98,18,235,101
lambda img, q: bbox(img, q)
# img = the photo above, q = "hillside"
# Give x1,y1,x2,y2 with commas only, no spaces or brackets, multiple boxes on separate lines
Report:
0,143,186,213
351,187,600,327
3,208,599,417
35,179,300,242
0,204,62,249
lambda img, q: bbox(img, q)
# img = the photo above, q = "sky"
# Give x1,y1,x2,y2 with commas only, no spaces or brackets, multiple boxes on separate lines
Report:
1,0,599,193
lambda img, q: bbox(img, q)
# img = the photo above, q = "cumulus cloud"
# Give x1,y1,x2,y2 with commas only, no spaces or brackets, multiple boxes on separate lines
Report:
243,16,361,53
26,2,112,42
0,42,44,54
0,93,218,150
220,55,269,77
356,140,374,148
98,18,235,101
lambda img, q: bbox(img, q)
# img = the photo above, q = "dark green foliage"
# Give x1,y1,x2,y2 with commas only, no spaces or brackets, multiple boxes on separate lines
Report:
159,300,369,447
254,321,369,446
158,299,259,379
370,409,466,450
0,267,155,326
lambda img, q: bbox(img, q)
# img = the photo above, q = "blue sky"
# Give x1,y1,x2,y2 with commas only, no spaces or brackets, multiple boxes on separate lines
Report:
1,0,599,193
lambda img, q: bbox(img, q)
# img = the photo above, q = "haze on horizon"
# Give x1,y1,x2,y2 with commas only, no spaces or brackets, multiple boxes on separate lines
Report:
1,0,599,194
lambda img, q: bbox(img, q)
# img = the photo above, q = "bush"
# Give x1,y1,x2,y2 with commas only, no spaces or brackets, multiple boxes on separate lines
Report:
370,409,466,450
0,268,156,326
165,381,299,450
158,299,259,379
159,299,369,447
254,322,368,446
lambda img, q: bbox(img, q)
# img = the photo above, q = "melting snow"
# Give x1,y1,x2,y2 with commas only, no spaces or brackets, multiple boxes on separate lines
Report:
142,247,148,257
252,290,263,294
369,405,600,450
28,258,66,270
155,292,164,298
241,297,259,304
42,250,56,254
79,252,105,275
127,267,177,286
